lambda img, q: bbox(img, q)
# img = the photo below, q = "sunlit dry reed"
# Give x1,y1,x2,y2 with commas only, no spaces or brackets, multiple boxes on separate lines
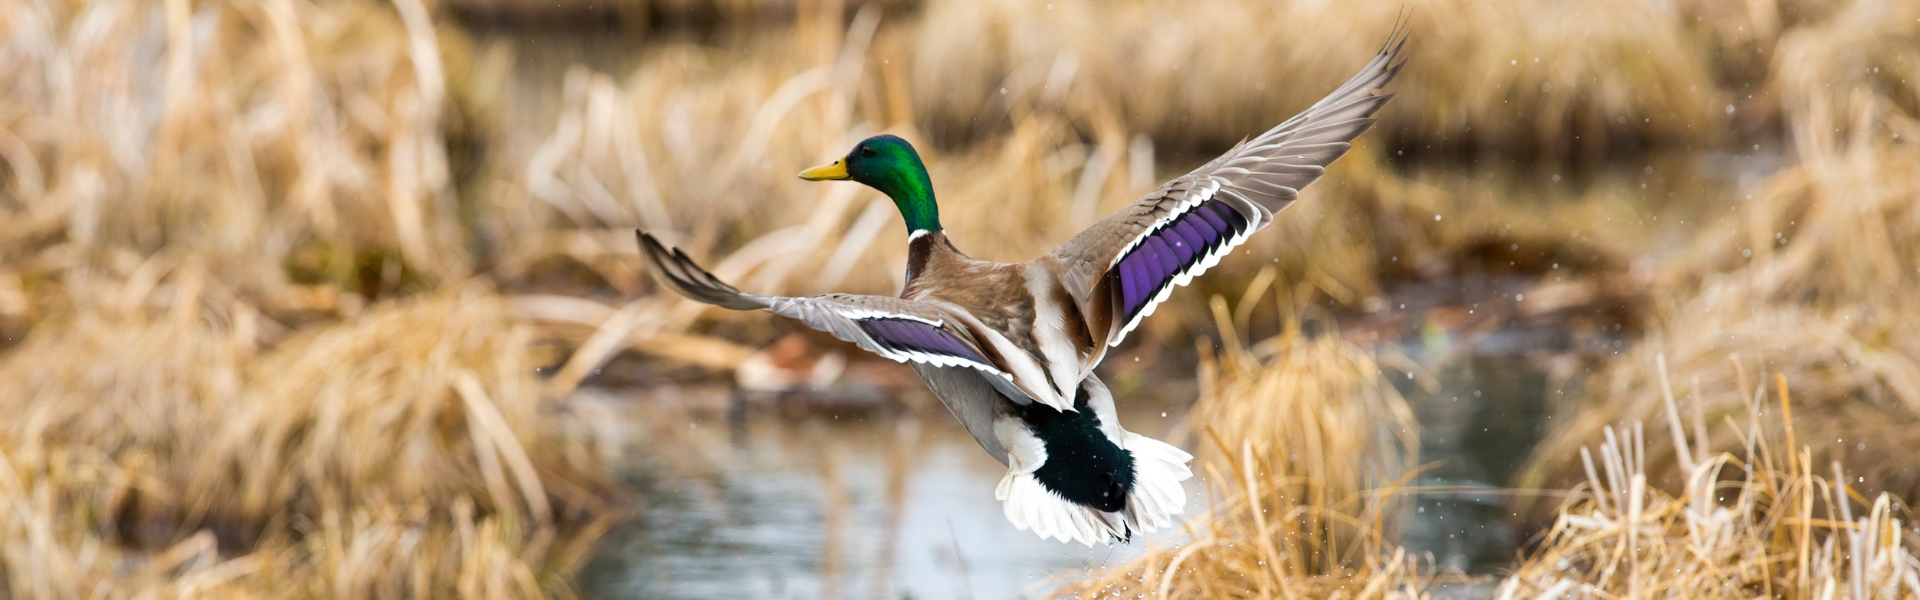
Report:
1521,92,1920,504
0,281,611,598
1056,342,1920,598
0,0,500,300
1501,370,1920,598
909,0,1724,160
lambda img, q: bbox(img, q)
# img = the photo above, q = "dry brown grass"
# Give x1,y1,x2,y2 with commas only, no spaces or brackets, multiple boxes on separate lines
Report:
0,2,616,594
442,0,915,30
1501,372,1920,598
0,281,612,598
1683,126,1920,311
909,0,1724,159
0,0,524,301
1520,88,1920,505
1761,0,1920,137
1512,0,1920,501
1045,283,1432,599
1052,321,1920,598
1046,319,1920,599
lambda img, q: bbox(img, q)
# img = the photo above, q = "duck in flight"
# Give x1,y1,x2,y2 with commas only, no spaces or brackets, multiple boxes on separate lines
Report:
635,28,1407,545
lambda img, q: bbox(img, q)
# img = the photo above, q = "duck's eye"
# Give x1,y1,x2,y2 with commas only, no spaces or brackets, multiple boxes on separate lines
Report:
860,146,878,157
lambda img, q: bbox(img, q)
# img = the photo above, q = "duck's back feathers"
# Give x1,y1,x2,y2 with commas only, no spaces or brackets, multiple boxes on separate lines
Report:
1050,27,1410,348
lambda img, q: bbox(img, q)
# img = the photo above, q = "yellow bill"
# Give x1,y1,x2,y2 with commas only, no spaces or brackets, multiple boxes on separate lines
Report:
798,159,850,181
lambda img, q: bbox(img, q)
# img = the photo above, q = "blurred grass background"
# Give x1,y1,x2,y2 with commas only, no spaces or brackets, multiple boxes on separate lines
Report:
0,0,1916,596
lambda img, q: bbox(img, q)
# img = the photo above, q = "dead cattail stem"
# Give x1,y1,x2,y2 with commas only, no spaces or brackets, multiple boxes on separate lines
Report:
457,369,554,524
546,299,648,398
1778,373,1797,474
1657,352,1697,475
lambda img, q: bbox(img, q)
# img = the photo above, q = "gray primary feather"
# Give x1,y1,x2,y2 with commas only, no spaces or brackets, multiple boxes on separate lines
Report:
1192,25,1409,214
634,230,767,311
636,230,997,365
635,229,1028,427
1049,25,1410,345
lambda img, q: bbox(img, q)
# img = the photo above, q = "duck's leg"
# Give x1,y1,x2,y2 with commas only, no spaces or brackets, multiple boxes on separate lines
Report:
993,375,1192,545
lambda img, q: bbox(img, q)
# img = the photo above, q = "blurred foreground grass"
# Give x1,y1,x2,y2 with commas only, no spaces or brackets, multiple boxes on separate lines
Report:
0,0,1917,596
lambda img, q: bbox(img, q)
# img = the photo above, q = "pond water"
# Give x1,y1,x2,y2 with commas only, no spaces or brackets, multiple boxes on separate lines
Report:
569,336,1570,598
570,384,1181,599
564,281,1627,597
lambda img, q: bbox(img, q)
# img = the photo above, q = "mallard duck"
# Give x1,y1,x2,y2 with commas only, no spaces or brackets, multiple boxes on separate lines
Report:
635,28,1407,545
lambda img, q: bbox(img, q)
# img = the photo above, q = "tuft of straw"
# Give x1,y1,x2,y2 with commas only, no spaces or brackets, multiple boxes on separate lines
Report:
910,0,1724,159
1521,92,1920,506
0,282,612,598
1502,370,1920,598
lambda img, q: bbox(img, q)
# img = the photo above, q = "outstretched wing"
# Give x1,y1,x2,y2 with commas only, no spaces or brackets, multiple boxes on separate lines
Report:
1051,25,1409,348
635,230,1017,383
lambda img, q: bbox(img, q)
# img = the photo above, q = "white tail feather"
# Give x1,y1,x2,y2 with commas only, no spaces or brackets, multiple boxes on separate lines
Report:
994,430,1193,545
997,470,1114,545
1119,431,1192,533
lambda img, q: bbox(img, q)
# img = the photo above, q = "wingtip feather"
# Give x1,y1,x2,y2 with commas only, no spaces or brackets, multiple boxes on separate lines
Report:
1383,8,1414,59
632,228,765,311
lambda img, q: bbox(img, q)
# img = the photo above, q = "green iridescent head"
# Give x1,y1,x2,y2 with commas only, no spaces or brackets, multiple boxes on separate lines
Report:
799,134,941,234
